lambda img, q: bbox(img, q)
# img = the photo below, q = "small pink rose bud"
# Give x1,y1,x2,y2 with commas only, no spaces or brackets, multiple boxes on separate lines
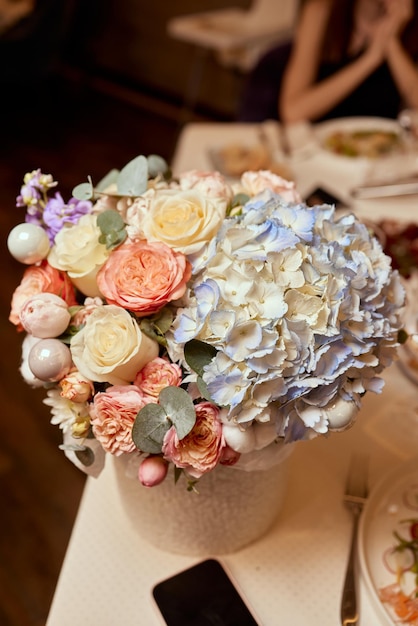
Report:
60,370,94,403
138,456,169,487
219,445,241,467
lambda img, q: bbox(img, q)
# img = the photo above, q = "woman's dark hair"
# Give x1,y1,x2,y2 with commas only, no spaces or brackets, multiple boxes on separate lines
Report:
320,0,418,63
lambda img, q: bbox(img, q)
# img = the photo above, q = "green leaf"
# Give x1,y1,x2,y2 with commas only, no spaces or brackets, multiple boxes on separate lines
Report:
117,155,148,196
159,386,196,439
139,308,174,346
132,387,196,453
196,376,212,402
96,168,119,192
72,180,94,201
132,403,170,454
147,154,168,178
97,209,125,232
75,447,95,466
97,209,127,249
231,192,250,207
184,339,217,377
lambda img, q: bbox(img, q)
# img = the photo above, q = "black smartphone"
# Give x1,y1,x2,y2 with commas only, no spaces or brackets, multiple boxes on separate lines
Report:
304,186,347,209
152,558,260,625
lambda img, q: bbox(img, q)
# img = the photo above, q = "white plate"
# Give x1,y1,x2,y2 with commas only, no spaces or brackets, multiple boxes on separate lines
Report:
358,456,418,625
314,117,402,161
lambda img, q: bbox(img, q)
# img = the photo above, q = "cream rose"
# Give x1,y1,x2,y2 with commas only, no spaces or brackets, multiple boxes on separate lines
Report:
139,188,226,256
48,213,110,296
70,304,159,385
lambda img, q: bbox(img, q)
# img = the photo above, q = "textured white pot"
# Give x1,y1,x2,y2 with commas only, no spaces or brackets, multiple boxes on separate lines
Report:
114,446,292,555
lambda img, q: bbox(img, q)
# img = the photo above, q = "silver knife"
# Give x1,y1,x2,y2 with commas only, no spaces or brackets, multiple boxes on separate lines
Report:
351,179,418,199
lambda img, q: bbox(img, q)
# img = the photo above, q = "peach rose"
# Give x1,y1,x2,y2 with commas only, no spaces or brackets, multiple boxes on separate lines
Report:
59,369,94,403
90,385,148,455
134,357,182,400
236,170,301,203
162,402,225,478
9,260,77,328
97,240,192,317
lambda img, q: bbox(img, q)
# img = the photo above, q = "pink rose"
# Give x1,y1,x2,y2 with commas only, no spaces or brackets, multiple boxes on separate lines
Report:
96,240,192,317
134,357,182,400
178,170,232,204
89,385,148,455
138,456,169,487
10,260,77,328
20,293,71,338
162,402,225,478
239,170,301,203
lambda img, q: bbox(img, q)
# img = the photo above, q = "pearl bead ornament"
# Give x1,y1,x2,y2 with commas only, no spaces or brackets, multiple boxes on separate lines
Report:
28,338,72,382
7,223,50,264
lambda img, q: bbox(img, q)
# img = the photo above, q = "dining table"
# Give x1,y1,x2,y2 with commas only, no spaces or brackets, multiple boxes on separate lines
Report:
46,117,418,626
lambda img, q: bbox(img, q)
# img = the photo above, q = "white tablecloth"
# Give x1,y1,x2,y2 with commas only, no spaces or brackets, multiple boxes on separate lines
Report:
47,120,418,626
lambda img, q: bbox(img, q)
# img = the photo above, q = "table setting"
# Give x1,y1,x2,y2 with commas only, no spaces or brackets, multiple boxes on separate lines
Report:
6,113,418,625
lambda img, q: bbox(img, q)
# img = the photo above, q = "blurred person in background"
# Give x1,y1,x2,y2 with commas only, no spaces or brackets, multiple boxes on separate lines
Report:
279,0,418,123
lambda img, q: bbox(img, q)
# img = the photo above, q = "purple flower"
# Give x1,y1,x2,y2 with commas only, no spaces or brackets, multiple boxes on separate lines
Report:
43,193,93,243
16,183,41,210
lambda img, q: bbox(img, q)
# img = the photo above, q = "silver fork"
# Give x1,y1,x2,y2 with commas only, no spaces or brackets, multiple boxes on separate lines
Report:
340,454,369,626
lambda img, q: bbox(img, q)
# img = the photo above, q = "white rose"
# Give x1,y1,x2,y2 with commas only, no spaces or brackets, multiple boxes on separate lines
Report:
48,214,110,296
70,305,159,385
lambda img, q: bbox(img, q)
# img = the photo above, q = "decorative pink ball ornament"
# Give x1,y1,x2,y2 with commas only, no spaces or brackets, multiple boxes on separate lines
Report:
7,223,50,264
28,338,72,382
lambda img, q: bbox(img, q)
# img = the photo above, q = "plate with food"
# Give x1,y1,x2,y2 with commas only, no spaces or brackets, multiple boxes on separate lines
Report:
315,117,403,159
208,141,292,180
358,456,418,626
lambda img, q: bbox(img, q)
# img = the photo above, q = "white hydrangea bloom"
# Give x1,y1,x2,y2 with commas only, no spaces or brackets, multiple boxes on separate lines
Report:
171,193,405,443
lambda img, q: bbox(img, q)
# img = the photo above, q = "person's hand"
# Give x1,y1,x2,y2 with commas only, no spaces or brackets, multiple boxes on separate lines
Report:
382,0,413,38
366,0,413,61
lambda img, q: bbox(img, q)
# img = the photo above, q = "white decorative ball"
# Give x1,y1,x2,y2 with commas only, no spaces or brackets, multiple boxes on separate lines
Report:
7,223,50,264
28,338,72,382
326,397,359,431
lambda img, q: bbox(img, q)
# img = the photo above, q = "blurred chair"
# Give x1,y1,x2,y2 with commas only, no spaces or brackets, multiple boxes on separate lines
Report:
167,0,298,118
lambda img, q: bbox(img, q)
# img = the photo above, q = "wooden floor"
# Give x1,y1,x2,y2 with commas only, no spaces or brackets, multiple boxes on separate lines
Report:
0,76,183,626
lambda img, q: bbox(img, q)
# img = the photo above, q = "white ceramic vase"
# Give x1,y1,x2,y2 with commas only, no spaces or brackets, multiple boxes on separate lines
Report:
114,445,293,555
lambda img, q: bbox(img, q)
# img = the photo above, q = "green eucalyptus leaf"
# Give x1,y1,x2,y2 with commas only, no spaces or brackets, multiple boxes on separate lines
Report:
72,181,94,201
117,155,148,196
132,403,170,454
75,446,95,466
96,168,119,192
231,192,250,207
97,210,127,249
147,154,168,178
196,376,212,402
159,386,196,439
184,339,217,377
97,209,125,232
153,308,174,335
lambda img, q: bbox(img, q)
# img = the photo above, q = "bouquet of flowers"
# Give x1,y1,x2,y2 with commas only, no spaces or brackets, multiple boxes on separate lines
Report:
7,155,405,488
